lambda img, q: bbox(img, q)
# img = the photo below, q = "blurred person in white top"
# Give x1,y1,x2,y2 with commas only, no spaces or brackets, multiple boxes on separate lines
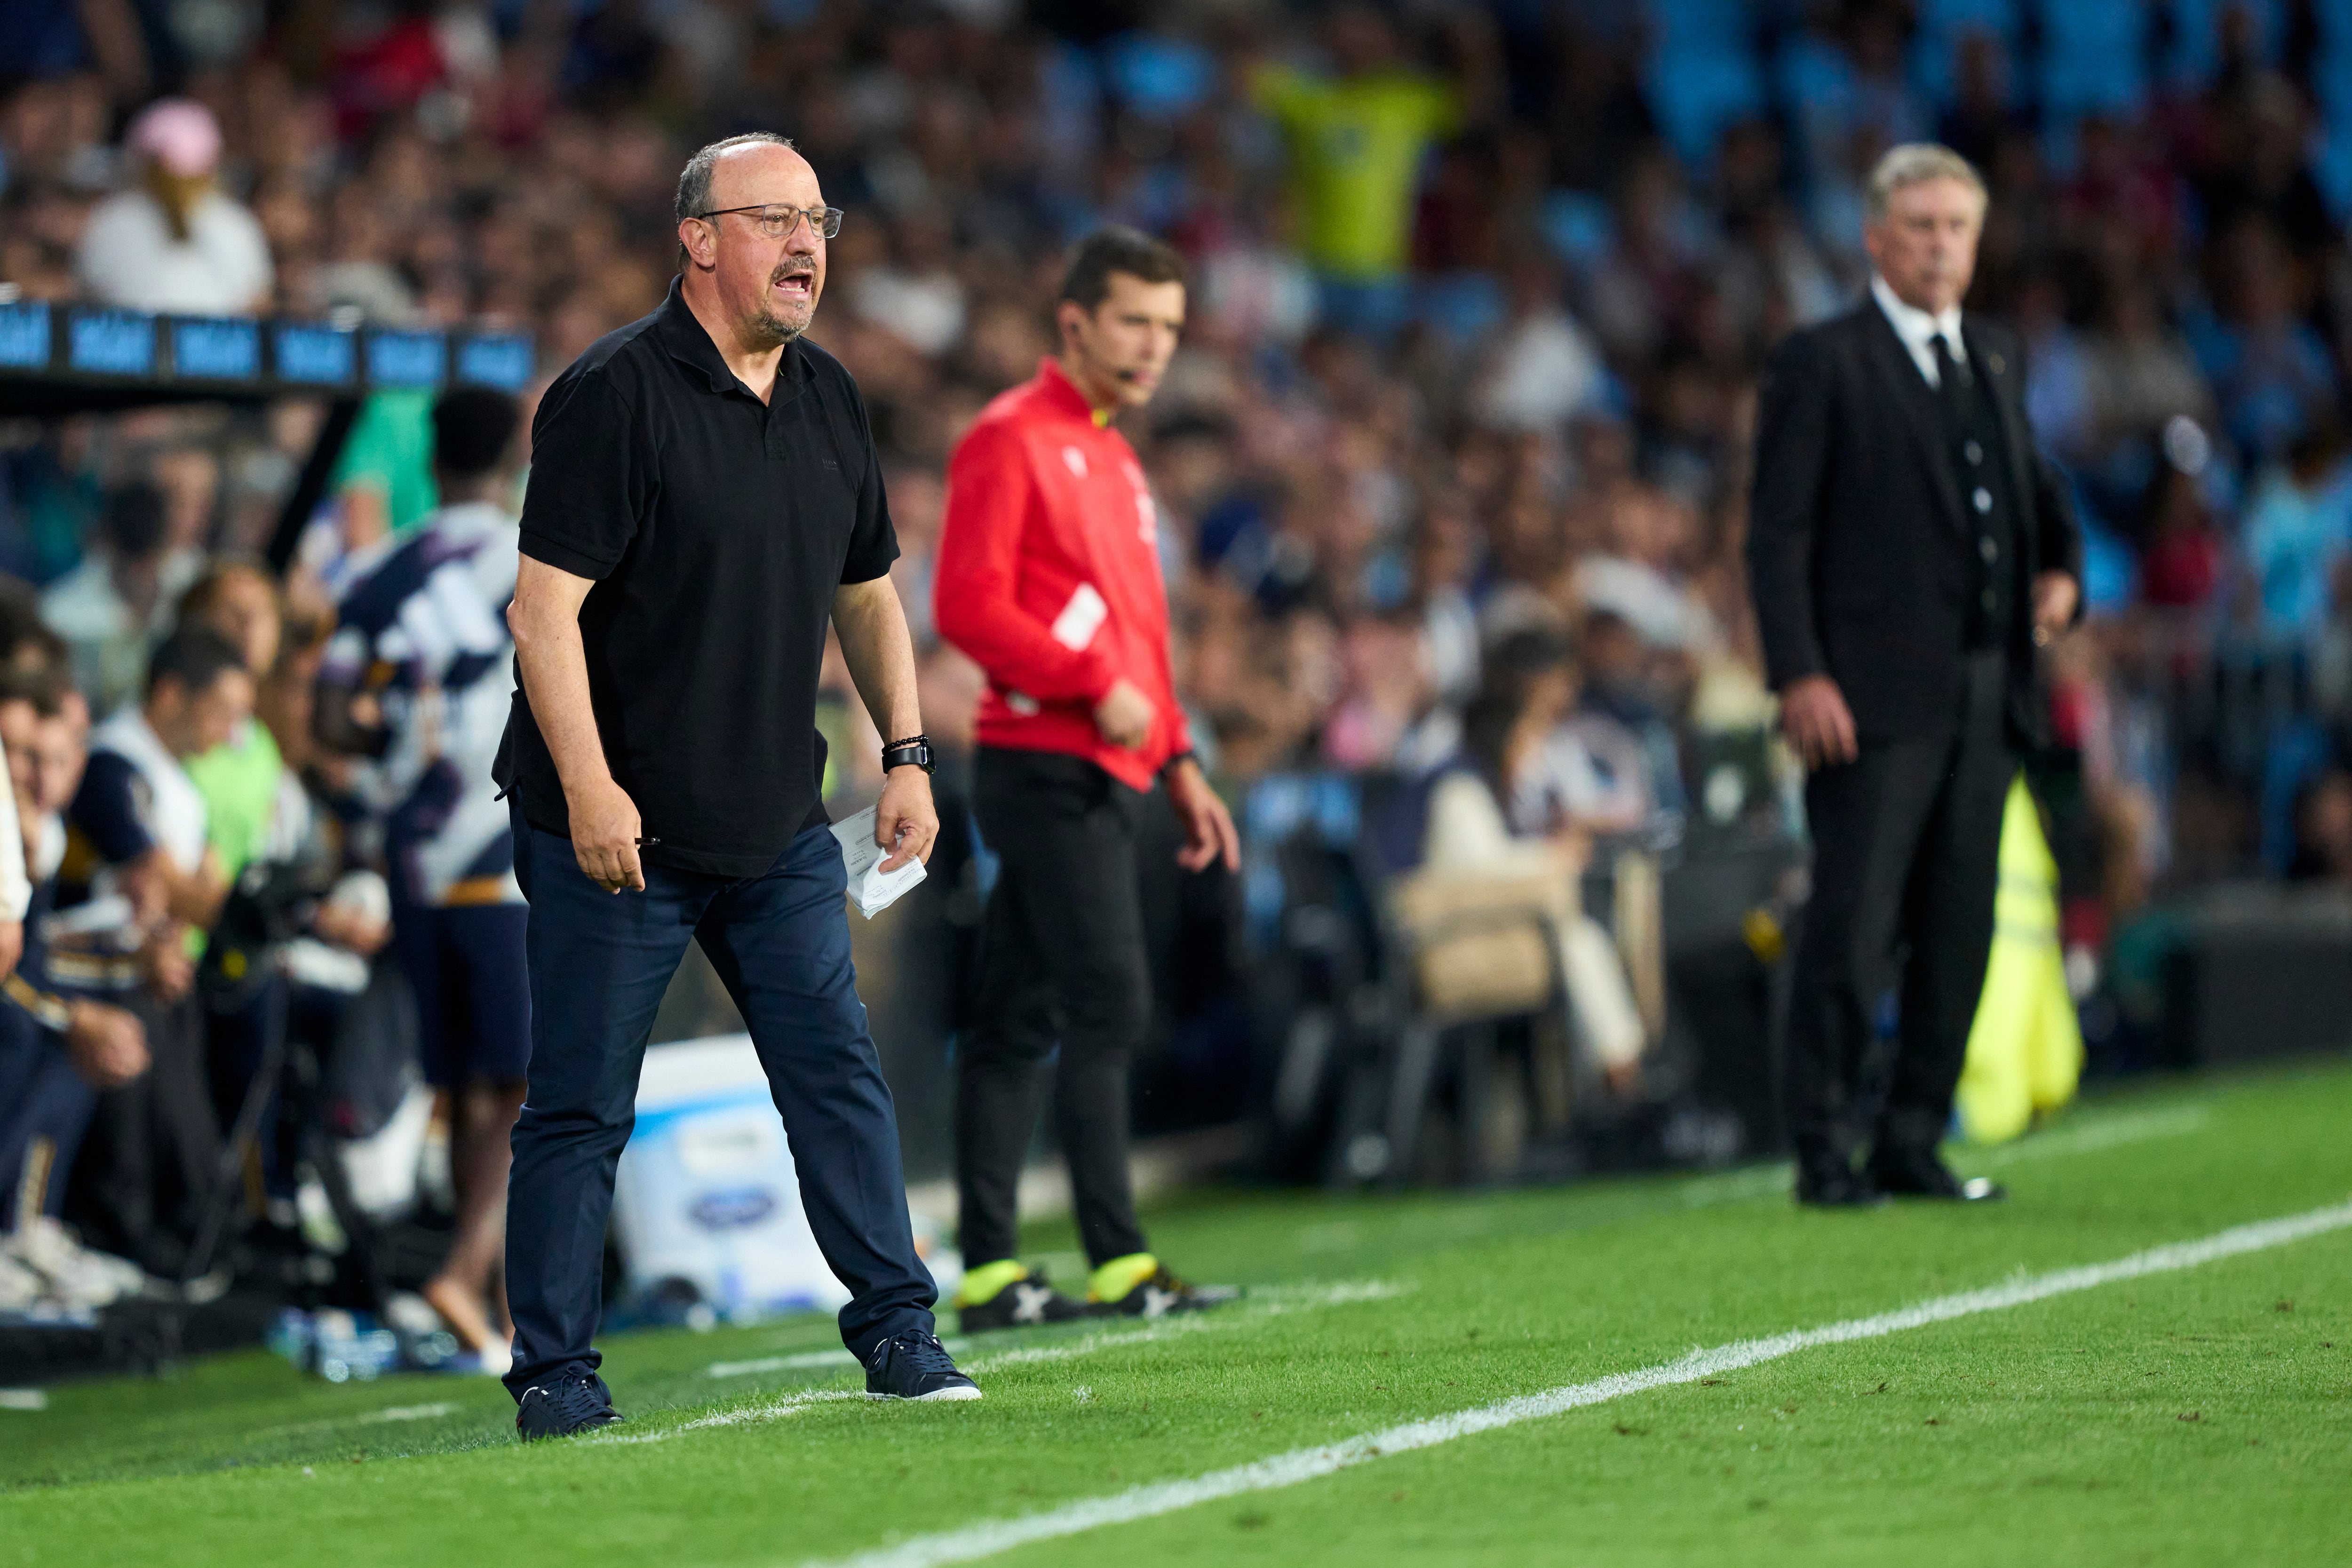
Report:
75,98,272,318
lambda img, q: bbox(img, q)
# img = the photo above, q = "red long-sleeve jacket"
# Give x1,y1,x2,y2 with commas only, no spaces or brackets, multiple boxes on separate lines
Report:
933,358,1191,792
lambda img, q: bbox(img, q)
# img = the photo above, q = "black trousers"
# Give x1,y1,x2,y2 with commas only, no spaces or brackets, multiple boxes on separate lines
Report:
1786,652,2014,1165
64,991,217,1272
957,748,1152,1271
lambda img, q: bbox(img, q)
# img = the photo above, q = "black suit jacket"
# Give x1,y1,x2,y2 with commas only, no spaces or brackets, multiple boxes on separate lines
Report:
1746,301,2082,746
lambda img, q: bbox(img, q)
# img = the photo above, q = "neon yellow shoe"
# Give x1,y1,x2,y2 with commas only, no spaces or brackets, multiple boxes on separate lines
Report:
954,1259,1091,1333
1086,1253,1239,1320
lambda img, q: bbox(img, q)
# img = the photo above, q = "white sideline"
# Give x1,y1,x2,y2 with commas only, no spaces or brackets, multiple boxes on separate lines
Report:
700,1282,1409,1384
800,1197,2352,1568
619,1283,1417,1445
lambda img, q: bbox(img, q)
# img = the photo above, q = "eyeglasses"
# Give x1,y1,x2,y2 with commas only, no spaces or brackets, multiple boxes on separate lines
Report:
692,205,844,241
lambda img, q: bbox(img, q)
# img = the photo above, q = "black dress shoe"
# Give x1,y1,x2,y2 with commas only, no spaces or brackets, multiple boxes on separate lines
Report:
1795,1163,1887,1208
1867,1148,2005,1202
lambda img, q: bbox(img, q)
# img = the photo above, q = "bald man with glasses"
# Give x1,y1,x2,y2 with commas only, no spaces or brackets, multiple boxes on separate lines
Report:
495,133,977,1437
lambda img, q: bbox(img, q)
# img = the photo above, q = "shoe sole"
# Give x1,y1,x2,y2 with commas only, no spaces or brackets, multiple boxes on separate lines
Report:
867,1385,984,1402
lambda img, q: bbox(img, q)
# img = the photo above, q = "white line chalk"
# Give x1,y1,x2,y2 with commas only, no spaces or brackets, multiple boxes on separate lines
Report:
802,1197,2352,1568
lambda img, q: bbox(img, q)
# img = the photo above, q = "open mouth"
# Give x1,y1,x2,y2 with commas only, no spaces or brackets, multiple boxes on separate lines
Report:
772,271,815,300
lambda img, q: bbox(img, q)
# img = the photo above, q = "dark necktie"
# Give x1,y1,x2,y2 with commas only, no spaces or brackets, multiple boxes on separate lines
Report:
1931,332,1970,425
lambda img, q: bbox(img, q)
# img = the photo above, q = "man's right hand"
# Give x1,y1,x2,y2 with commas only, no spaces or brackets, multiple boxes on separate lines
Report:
1094,678,1156,751
567,777,647,893
66,1001,149,1089
141,931,195,1003
1780,674,1859,770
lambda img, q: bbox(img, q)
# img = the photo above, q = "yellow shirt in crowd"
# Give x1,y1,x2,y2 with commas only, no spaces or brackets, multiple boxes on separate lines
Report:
1252,65,1458,282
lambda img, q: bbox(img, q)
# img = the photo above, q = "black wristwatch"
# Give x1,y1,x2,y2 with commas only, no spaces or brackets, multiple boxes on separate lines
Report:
882,734,935,775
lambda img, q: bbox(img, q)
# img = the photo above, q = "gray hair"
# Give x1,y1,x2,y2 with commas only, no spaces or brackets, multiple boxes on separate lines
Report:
1864,143,1986,223
675,132,796,225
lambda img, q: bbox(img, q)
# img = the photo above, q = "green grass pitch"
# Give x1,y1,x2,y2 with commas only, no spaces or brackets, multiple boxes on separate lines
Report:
4,1061,2349,1568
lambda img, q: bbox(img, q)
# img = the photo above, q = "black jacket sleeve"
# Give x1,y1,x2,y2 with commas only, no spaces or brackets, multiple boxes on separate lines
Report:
1746,328,1833,690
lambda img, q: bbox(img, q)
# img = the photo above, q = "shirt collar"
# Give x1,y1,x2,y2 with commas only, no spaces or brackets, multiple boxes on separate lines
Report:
1871,273,1964,360
653,275,813,398
1037,357,1115,428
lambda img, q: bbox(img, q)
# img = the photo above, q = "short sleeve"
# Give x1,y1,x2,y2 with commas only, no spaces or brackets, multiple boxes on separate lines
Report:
838,381,900,585
69,752,156,865
518,370,647,581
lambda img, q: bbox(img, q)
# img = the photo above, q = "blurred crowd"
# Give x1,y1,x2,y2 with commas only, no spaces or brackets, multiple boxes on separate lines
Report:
11,0,2352,1306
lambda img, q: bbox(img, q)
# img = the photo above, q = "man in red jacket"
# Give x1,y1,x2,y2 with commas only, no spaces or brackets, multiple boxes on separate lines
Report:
934,227,1240,1329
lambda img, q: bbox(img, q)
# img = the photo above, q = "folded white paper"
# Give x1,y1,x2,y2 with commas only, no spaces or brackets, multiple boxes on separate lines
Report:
831,805,927,918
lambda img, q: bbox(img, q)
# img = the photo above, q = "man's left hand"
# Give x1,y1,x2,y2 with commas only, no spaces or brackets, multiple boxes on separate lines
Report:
1166,756,1240,874
2032,572,2080,645
875,766,940,872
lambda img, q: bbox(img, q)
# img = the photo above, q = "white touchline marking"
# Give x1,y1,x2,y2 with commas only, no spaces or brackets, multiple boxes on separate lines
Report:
255,1399,471,1440
596,1389,867,1445
959,1282,1413,1377
358,1402,459,1425
636,1284,1412,1441
707,1349,861,1379
699,1284,1407,1383
800,1198,2352,1568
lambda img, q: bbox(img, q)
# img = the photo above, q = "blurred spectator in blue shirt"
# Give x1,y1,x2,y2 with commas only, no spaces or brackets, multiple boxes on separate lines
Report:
2239,428,2352,643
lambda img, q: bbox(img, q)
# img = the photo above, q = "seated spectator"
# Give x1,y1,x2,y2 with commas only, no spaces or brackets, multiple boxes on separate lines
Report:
1573,483,1721,657
1411,629,1648,1090
41,480,200,718
178,564,302,882
1470,252,1606,435
2192,222,2338,467
174,563,338,1208
0,658,152,1313
2137,463,2225,612
316,386,525,1368
73,98,273,317
2082,285,2213,460
2239,426,2352,645
56,629,252,1274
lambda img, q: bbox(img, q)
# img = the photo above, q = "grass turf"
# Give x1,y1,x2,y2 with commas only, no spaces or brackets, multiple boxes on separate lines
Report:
2,1062,2348,1567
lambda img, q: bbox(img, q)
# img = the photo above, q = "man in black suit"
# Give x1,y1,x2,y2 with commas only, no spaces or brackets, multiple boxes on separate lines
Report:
1747,144,2082,1206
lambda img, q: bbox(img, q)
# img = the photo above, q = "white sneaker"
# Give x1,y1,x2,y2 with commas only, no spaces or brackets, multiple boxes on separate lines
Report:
4,1218,148,1309
0,1247,47,1313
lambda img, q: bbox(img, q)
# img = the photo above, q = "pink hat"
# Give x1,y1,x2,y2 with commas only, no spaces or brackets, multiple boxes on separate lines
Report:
127,98,222,178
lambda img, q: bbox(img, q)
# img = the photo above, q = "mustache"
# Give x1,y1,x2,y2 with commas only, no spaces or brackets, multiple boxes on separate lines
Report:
771,262,817,285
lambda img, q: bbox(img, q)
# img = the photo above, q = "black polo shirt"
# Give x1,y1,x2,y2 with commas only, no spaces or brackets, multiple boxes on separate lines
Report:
495,278,898,878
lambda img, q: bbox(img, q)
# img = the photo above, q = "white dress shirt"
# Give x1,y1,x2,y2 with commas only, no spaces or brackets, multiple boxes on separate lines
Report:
1871,273,1965,388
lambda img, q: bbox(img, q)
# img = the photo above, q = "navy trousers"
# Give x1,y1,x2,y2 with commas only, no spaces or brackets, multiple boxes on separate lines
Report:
0,1021,95,1230
503,805,936,1397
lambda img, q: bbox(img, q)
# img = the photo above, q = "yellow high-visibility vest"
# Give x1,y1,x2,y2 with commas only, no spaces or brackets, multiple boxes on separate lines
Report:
1955,773,2084,1144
